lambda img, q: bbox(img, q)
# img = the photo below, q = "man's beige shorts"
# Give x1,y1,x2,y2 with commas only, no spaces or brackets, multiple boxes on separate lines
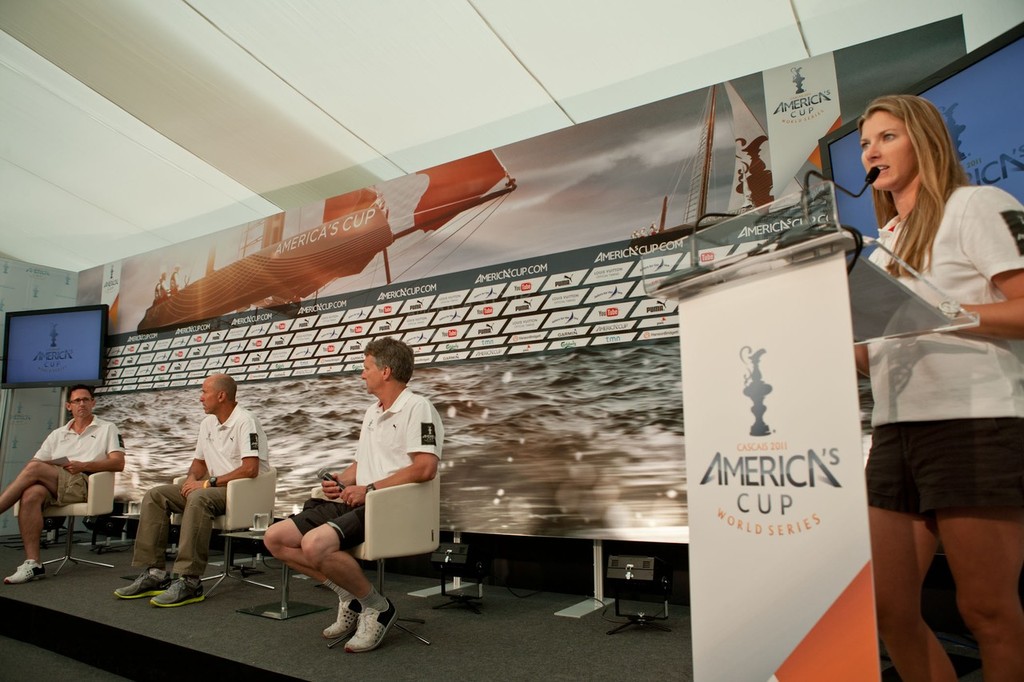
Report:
46,468,88,506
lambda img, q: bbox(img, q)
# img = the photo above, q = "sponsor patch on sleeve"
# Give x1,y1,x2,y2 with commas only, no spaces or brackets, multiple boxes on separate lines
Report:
1002,210,1024,255
249,433,260,450
421,423,437,446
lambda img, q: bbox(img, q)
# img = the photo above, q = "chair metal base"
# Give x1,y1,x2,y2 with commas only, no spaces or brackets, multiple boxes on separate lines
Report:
237,564,330,621
201,536,275,596
41,517,114,575
239,600,329,620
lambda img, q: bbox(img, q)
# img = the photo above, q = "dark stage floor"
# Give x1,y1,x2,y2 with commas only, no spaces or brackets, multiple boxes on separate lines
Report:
0,532,985,681
0,534,690,681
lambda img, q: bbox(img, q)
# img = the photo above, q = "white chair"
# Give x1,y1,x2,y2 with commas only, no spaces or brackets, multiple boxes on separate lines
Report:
323,477,441,648
13,470,116,575
171,467,277,594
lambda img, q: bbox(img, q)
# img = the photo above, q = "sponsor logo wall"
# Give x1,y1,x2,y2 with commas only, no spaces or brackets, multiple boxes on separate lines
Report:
100,240,684,393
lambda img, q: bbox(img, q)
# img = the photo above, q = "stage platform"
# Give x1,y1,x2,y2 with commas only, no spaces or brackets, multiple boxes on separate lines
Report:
0,535,691,681
0,533,986,681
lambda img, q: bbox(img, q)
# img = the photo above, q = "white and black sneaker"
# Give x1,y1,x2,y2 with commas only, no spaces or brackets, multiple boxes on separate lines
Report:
344,598,397,653
4,560,44,584
323,599,361,639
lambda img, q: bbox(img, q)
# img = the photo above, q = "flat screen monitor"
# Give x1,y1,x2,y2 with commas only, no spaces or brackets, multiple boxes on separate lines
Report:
2,304,109,389
820,22,1024,238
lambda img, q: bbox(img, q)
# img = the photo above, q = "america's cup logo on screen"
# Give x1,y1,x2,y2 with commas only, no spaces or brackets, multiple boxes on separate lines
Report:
31,324,74,373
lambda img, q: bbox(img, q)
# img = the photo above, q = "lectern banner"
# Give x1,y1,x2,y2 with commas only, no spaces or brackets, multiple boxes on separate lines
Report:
679,254,878,681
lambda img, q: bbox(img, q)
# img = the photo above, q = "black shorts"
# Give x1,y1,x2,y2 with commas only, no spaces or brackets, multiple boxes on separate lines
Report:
289,498,366,549
866,417,1024,514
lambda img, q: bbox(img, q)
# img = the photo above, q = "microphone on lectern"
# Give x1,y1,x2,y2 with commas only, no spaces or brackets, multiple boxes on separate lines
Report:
801,166,880,224
798,166,881,272
805,166,881,200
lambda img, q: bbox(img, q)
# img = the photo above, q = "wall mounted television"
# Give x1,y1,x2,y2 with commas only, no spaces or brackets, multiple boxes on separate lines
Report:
820,22,1024,238
2,304,109,389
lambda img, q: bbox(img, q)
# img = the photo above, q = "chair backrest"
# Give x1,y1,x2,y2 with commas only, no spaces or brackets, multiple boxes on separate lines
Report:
222,467,277,531
170,467,277,531
351,476,440,561
13,470,116,518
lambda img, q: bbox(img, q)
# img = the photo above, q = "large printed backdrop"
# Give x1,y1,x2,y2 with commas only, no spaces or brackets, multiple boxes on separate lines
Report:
79,21,965,543
98,343,686,541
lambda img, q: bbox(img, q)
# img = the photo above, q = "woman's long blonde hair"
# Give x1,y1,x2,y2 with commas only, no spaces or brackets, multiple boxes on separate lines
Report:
857,95,968,276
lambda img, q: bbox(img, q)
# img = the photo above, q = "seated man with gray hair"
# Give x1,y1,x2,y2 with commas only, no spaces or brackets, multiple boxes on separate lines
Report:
264,338,444,653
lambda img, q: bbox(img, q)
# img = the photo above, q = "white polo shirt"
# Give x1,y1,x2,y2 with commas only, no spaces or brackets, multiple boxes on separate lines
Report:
194,405,270,477
34,416,124,463
867,185,1024,425
355,388,443,485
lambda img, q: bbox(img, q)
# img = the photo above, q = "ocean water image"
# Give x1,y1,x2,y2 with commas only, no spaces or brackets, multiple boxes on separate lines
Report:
98,342,689,543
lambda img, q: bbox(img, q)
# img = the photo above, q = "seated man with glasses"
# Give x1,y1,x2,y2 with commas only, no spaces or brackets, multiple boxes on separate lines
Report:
0,384,126,584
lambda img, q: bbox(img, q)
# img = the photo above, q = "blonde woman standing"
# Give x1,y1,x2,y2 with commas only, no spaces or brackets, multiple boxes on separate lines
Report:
856,94,1024,682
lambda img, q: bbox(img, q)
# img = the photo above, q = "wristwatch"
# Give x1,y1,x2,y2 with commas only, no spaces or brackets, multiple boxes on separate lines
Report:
207,476,218,488
365,482,376,493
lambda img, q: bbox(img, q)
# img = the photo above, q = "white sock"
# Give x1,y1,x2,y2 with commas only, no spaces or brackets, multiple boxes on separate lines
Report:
323,579,355,602
358,586,388,612
149,567,167,579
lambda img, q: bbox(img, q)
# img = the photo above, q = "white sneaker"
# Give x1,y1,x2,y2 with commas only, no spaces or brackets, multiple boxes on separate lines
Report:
4,560,44,584
323,599,361,639
344,598,397,653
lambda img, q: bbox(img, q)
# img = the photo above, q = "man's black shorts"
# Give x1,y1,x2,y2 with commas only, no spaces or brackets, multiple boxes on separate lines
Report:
290,498,366,549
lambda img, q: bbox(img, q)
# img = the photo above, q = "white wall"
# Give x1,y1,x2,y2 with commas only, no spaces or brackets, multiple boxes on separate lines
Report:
0,256,77,536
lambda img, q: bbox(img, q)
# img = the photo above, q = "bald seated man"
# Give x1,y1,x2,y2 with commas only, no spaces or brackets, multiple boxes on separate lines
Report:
114,373,270,607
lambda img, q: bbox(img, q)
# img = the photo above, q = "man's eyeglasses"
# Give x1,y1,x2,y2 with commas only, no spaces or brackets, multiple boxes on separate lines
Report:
68,398,94,404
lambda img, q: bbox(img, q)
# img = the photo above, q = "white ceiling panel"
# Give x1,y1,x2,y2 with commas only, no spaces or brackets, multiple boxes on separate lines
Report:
189,0,573,173
473,0,806,121
0,159,170,271
0,29,280,270
0,0,401,194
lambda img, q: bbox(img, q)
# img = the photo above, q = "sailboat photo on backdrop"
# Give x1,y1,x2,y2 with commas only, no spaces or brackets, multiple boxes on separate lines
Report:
136,152,517,332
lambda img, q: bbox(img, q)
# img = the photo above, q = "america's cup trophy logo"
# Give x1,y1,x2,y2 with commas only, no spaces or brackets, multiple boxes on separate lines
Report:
741,346,772,436
791,66,806,95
